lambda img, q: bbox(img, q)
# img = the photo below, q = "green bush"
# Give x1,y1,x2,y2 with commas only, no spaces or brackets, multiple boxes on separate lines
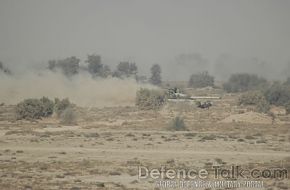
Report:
16,99,44,119
188,71,214,88
136,88,165,110
16,97,54,119
39,97,54,117
264,82,290,106
168,116,187,131
223,73,267,92
238,91,270,113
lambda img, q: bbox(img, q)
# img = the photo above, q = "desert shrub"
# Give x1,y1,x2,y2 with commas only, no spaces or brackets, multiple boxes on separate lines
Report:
256,99,270,113
188,71,214,88
16,99,43,119
223,73,267,93
285,102,290,115
238,91,269,113
168,116,187,131
264,82,290,106
39,97,54,117
54,98,72,116
136,88,165,110
239,91,265,105
60,107,77,125
16,98,53,119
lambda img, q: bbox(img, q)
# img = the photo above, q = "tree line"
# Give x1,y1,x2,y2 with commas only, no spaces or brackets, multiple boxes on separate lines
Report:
47,54,162,86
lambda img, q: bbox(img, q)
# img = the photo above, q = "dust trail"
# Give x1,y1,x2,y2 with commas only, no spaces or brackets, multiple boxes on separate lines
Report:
0,71,155,107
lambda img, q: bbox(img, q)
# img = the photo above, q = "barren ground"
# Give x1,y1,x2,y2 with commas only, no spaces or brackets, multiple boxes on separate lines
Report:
0,93,289,190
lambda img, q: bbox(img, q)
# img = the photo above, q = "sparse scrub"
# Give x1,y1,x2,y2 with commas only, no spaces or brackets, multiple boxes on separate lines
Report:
285,102,290,115
264,82,290,106
168,116,187,131
238,91,270,113
54,98,72,116
223,73,267,92
136,88,166,110
188,71,214,88
60,106,77,125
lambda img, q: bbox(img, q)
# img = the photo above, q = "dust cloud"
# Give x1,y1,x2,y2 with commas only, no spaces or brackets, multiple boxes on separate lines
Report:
0,71,154,107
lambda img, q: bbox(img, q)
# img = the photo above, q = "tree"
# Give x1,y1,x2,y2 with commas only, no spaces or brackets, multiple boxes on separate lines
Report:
284,77,290,85
86,54,111,78
264,82,290,106
48,56,80,76
86,54,102,74
114,61,137,78
223,73,267,92
188,71,214,88
150,64,162,86
0,61,11,75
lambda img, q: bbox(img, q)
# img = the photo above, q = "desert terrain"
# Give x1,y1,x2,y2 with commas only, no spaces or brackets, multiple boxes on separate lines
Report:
0,88,289,190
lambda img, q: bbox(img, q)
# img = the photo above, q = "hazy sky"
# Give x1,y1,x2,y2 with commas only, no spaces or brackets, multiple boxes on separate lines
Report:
0,0,290,78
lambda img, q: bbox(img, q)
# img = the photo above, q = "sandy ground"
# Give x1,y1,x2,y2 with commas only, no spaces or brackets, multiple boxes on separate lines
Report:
0,100,289,190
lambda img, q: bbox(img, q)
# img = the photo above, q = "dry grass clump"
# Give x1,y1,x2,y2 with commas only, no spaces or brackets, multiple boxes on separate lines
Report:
59,106,77,125
135,88,166,110
168,116,187,131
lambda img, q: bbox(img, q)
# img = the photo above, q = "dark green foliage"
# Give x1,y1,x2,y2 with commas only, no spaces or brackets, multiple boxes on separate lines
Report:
54,98,72,117
114,62,137,78
149,64,162,86
136,88,165,110
223,73,267,92
169,116,187,131
86,54,111,77
188,71,214,88
87,54,102,74
264,82,290,106
48,56,80,76
16,97,54,119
